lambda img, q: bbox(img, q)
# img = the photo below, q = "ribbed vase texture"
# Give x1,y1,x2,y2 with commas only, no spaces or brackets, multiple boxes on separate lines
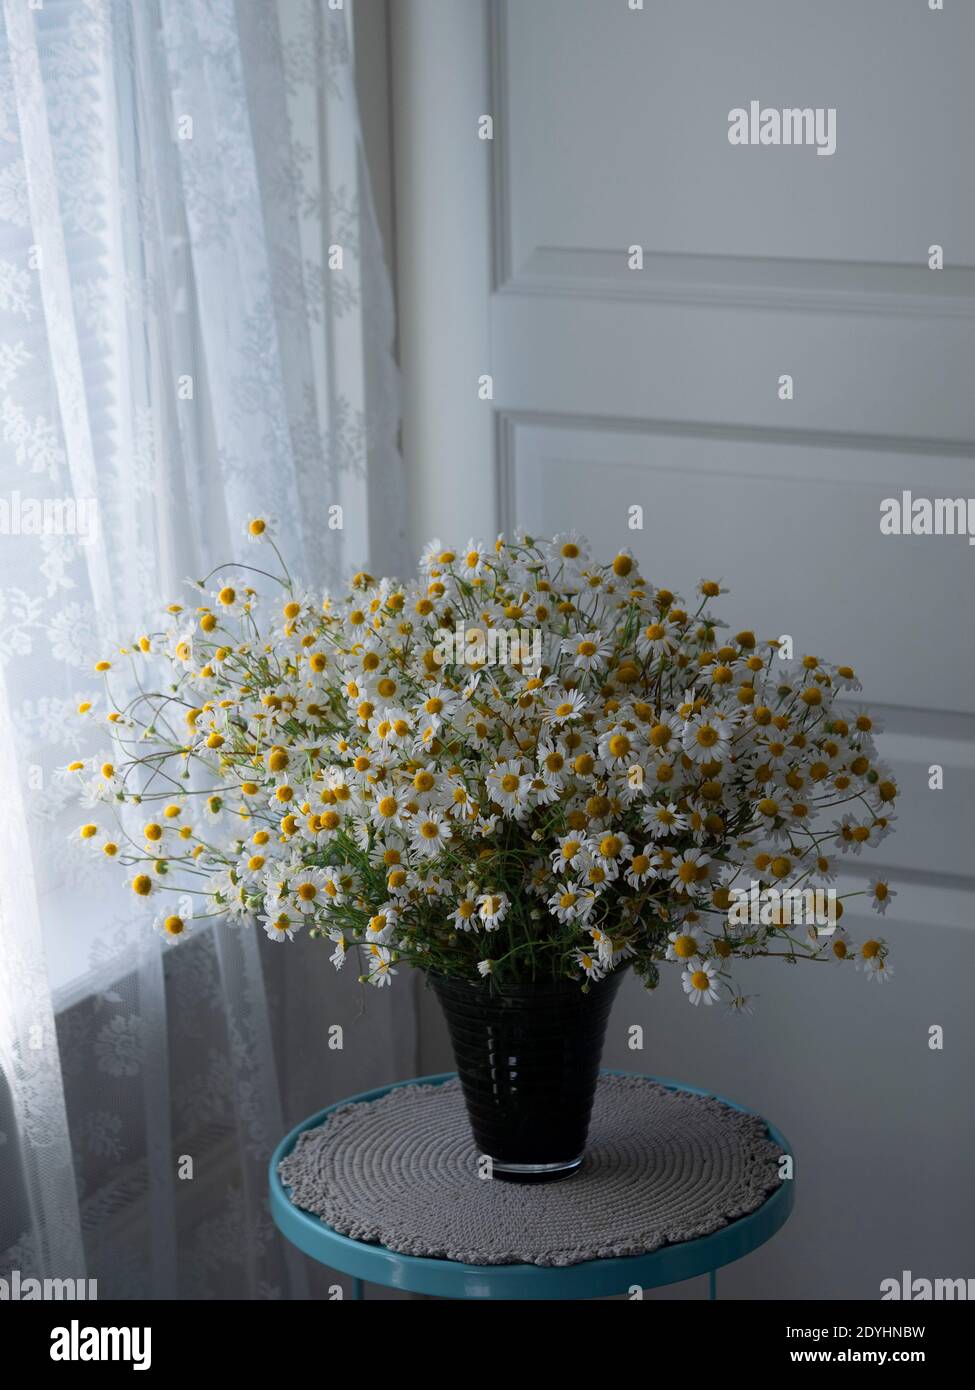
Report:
430,970,625,1177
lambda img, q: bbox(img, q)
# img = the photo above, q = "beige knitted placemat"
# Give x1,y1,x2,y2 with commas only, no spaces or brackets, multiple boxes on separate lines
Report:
278,1075,786,1268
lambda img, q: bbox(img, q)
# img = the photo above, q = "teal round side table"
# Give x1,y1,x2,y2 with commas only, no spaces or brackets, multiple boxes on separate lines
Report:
269,1071,794,1301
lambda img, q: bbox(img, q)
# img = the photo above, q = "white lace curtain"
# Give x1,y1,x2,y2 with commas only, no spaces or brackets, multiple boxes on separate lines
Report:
0,0,411,1298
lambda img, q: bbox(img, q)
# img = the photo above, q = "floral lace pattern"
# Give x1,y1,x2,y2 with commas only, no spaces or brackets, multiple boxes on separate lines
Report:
0,0,406,1298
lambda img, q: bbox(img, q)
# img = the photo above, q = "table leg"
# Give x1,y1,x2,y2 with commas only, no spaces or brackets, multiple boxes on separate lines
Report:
708,1270,717,1301
352,1277,363,1301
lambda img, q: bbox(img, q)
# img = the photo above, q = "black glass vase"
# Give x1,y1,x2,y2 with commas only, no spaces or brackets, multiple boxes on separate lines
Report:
429,969,626,1182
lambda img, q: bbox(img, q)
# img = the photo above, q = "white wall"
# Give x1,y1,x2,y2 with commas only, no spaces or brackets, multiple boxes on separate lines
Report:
389,0,975,1298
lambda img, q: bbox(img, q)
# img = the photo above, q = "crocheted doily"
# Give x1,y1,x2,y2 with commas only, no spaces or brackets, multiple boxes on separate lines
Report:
277,1075,785,1267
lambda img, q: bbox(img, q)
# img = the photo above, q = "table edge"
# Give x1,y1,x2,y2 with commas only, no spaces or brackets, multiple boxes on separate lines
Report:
269,1070,795,1300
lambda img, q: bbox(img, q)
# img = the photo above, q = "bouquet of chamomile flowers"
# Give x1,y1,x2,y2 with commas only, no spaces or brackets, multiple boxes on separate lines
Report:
70,523,898,1009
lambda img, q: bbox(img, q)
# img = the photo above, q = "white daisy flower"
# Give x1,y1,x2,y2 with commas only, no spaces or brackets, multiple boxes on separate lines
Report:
243,514,277,544
641,801,687,839
856,938,890,976
448,898,478,932
636,619,678,660
590,830,632,876
366,905,399,943
683,715,731,765
370,792,405,830
210,576,249,619
574,947,605,981
561,631,612,673
153,909,193,944
287,867,328,914
697,578,729,598
126,870,158,901
868,879,896,915
644,711,682,754
240,848,271,884
461,539,490,578
863,956,894,983
590,927,635,969
441,776,478,822
849,706,884,739
477,959,493,977
670,848,711,895
477,892,509,930
597,726,642,770
411,812,451,856
666,927,706,964
328,928,349,970
320,865,356,907
366,944,397,986
417,684,458,733
825,930,853,965
201,792,228,824
551,833,589,875
682,961,721,1006
544,689,588,727
865,816,896,848
536,740,569,788
757,732,794,770
624,847,656,888
374,711,417,755
486,759,531,816
261,908,303,942
549,532,590,569
831,815,867,856
420,537,455,571
548,884,590,923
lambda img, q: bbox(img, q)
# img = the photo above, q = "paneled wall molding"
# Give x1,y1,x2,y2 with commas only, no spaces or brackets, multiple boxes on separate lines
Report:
488,0,975,319
498,247,975,320
497,411,975,719
496,407,975,465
